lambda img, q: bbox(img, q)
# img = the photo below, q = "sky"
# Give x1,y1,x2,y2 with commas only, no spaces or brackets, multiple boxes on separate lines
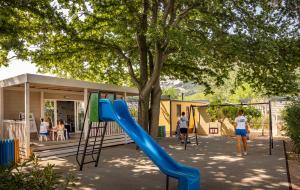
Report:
0,59,39,80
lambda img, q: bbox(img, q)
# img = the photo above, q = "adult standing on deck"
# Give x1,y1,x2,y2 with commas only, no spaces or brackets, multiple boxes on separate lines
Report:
234,110,250,156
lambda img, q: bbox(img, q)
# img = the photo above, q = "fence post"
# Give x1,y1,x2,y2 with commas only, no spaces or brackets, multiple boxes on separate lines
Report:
0,87,4,139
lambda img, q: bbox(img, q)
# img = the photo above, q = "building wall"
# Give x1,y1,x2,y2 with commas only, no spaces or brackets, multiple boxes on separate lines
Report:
271,100,291,136
44,93,83,101
159,100,207,136
159,100,171,136
4,89,41,126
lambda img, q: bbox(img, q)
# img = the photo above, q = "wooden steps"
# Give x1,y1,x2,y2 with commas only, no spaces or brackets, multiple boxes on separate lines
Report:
32,134,133,160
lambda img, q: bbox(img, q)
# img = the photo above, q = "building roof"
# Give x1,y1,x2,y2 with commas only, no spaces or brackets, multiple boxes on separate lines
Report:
0,73,138,95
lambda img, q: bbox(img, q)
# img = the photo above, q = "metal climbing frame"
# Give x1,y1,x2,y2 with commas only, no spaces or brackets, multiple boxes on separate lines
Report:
76,91,108,171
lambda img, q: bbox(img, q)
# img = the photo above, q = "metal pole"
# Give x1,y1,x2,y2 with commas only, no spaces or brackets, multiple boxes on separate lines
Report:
170,100,172,137
269,100,273,155
166,175,169,190
193,106,198,145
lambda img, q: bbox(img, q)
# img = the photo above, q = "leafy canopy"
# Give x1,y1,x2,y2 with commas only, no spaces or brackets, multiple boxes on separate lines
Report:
0,0,299,95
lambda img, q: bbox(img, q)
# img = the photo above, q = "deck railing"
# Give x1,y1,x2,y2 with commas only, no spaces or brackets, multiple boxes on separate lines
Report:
1,120,27,159
90,121,124,137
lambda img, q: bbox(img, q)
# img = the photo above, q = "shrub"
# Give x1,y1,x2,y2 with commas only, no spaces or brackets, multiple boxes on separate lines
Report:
283,101,300,155
0,155,75,190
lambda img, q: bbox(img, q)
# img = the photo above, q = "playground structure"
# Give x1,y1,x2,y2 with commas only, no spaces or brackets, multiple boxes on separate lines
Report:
76,92,200,190
188,102,275,155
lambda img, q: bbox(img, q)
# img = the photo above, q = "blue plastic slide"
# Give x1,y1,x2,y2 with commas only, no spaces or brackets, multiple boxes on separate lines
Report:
99,99,200,190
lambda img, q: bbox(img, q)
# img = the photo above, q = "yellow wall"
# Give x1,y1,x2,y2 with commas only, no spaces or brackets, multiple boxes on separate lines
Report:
159,100,171,136
159,100,235,137
198,107,235,136
159,100,207,136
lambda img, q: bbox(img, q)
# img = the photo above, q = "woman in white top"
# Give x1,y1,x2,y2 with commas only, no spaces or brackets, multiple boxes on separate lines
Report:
234,110,250,156
39,118,49,141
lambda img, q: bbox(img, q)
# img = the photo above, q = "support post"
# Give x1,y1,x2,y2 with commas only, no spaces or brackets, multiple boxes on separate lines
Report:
169,100,172,137
123,92,127,100
166,175,169,190
24,82,30,158
40,91,44,119
269,100,273,155
84,88,89,139
0,87,4,138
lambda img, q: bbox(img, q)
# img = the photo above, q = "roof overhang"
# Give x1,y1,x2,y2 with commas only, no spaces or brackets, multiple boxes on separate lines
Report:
0,74,139,95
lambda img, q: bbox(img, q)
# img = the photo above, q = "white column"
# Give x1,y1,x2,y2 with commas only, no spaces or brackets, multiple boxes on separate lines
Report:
40,91,44,119
0,87,4,138
24,82,30,158
123,92,127,101
83,88,89,139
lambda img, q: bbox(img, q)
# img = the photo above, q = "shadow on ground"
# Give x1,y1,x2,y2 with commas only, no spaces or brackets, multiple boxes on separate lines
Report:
41,136,289,190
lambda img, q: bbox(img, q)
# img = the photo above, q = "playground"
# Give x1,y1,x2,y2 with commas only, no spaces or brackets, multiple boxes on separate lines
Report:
41,136,290,190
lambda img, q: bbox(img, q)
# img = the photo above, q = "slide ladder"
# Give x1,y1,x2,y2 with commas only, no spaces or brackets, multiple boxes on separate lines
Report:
76,92,107,171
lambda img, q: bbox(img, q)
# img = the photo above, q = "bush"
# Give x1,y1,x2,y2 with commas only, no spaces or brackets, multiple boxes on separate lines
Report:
0,155,75,190
283,101,300,155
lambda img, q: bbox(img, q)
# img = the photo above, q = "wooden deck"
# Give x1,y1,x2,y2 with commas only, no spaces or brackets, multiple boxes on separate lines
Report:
31,132,133,159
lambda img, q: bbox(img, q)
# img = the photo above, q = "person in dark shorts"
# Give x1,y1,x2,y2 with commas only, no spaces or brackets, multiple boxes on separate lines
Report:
179,112,188,143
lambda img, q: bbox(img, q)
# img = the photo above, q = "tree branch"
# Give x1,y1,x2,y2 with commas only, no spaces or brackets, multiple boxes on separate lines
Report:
151,0,158,25
162,0,175,26
112,46,141,88
172,3,200,26
141,42,163,96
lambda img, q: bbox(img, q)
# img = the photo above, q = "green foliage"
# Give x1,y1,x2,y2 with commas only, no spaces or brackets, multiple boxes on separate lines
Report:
129,107,138,118
0,155,75,190
0,1,299,95
207,104,262,125
162,87,179,99
185,74,261,103
283,101,300,154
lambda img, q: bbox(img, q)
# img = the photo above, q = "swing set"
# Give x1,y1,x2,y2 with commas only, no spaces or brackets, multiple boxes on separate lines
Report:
186,101,274,155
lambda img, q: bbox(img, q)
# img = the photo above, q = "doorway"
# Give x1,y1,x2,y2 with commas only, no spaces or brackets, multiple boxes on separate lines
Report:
57,101,75,133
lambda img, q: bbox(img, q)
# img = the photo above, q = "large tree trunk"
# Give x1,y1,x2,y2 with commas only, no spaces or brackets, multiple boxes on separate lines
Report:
149,80,162,137
138,94,150,133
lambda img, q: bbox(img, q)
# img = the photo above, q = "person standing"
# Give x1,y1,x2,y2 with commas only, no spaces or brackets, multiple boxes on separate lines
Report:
234,110,250,156
179,112,188,143
39,118,49,141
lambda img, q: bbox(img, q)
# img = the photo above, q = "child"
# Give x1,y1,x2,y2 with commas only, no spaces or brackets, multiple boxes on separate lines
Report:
179,112,188,143
39,118,49,141
56,120,65,141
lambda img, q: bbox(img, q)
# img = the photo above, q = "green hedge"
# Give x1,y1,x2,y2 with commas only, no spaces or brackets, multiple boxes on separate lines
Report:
283,101,300,154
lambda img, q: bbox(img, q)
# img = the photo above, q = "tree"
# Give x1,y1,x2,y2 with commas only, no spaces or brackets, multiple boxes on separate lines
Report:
1,0,299,137
283,100,300,155
162,87,179,99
